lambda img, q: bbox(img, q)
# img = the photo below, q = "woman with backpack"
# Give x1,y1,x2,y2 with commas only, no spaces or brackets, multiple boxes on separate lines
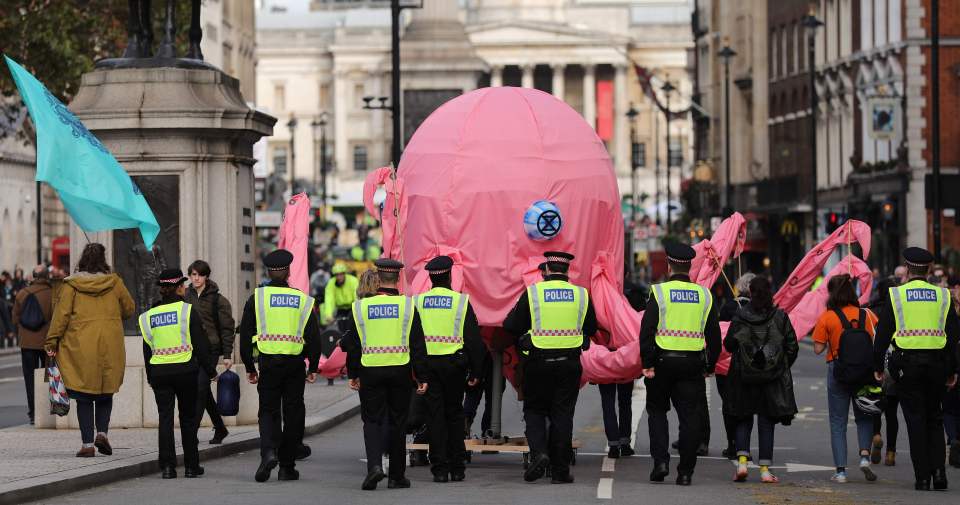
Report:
812,274,879,483
724,276,799,483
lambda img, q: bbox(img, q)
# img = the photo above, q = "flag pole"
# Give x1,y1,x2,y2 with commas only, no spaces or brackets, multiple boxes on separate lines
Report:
35,181,41,265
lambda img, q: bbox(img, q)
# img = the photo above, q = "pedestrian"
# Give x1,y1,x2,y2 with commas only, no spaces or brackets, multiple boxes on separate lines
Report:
416,255,484,482
504,251,597,484
870,276,900,466
322,263,359,333
140,269,216,479
873,247,960,491
811,274,879,483
341,258,430,491
639,242,722,486
239,249,322,483
356,269,379,299
715,273,755,459
725,276,798,483
44,243,135,457
463,349,504,438
184,259,236,445
601,276,640,459
13,265,53,424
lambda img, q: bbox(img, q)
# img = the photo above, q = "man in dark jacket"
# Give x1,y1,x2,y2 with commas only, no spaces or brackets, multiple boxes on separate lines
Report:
185,260,236,444
13,266,54,424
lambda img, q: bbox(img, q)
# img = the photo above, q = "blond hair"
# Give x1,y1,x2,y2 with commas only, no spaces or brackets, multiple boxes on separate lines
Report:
357,269,380,299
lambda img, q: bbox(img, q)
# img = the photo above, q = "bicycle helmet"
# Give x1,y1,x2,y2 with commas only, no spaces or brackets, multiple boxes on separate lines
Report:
854,385,885,415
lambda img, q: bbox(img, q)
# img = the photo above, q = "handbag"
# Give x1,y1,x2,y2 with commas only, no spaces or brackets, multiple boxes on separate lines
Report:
216,369,241,416
47,358,70,417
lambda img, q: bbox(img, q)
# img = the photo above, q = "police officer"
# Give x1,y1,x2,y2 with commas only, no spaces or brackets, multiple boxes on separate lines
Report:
140,269,216,479
504,251,597,484
239,250,322,483
322,263,359,332
341,258,430,491
417,255,484,483
639,242,721,486
873,247,960,491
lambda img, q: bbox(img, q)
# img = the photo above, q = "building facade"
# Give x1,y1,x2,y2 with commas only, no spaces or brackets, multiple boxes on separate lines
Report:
201,0,258,101
255,0,694,222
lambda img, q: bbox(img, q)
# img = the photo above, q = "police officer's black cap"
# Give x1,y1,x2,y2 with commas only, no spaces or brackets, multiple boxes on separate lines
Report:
538,262,547,271
665,241,696,263
375,258,404,273
157,268,187,286
425,255,453,274
264,249,294,271
543,251,575,266
903,247,934,267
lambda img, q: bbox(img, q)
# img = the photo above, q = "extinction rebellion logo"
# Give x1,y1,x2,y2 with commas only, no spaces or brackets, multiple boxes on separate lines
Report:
43,87,109,154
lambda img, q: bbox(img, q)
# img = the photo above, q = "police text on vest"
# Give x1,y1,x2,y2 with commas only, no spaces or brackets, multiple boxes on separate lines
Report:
150,311,178,328
368,304,400,319
669,290,700,303
421,296,453,309
906,288,938,302
544,289,575,302
270,294,301,308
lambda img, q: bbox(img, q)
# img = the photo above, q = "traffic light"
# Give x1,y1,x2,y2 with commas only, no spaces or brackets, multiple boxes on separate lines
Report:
882,201,895,222
824,211,844,233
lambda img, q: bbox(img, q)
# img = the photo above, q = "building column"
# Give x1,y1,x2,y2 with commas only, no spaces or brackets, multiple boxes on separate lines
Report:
491,65,503,87
521,64,535,88
333,70,349,177
582,63,596,129
551,63,566,100
614,63,629,174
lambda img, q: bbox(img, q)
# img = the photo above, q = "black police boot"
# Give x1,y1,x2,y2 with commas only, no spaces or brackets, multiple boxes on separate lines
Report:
296,443,312,460
620,446,636,457
722,442,736,460
932,469,948,491
184,466,204,478
210,427,228,445
362,466,386,490
607,446,620,459
278,467,300,481
387,477,411,489
450,471,465,482
433,472,449,483
950,441,960,468
676,474,692,486
412,450,429,467
915,478,931,491
161,466,177,479
524,453,550,482
551,470,575,484
696,443,709,456
255,451,278,483
649,462,669,482
671,440,680,450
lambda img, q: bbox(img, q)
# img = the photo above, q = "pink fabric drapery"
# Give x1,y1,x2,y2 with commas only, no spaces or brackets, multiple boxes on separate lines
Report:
277,192,311,293
788,255,873,339
690,212,746,288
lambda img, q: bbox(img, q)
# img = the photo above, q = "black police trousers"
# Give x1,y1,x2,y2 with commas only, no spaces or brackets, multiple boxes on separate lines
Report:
257,355,306,469
151,371,199,469
892,351,949,481
645,354,706,476
522,354,582,476
425,355,468,476
359,365,413,479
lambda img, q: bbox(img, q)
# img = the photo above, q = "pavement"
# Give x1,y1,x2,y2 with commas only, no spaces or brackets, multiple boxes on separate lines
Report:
0,377,359,505
0,351,29,429
30,347,960,505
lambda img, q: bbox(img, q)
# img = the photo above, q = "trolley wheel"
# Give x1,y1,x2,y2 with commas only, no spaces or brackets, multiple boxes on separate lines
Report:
409,452,417,467
522,452,530,469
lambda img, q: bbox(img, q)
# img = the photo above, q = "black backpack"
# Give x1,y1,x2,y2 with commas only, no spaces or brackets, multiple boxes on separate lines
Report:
18,291,47,331
735,315,786,385
832,309,875,387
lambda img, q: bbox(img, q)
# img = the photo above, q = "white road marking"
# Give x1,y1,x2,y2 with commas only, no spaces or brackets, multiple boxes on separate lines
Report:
0,377,23,384
601,456,616,473
785,462,835,473
597,477,613,499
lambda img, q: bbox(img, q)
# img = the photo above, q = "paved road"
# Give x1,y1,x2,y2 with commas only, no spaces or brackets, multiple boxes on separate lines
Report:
0,351,29,428
30,348,960,504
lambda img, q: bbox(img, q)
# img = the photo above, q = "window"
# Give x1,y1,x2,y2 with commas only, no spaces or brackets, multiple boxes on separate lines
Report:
274,83,286,111
668,138,682,167
353,144,368,172
273,146,288,175
780,26,788,78
633,142,646,168
770,29,778,79
319,83,330,109
354,82,366,105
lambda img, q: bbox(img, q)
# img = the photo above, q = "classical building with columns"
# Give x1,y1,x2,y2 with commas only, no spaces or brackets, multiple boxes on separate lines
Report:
256,0,693,215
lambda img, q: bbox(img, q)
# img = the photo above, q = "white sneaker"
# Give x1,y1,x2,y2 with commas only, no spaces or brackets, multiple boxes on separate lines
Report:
860,457,877,482
831,471,848,483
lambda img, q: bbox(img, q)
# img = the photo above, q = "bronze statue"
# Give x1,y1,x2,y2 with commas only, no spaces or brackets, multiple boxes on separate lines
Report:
122,0,203,60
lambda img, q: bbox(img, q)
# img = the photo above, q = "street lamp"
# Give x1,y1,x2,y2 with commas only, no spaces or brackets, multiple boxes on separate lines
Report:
662,78,676,233
626,104,640,225
718,43,737,216
287,116,298,195
803,9,823,240
311,112,329,223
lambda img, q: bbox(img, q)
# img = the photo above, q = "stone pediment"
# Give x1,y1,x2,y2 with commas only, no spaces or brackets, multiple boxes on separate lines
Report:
467,20,626,47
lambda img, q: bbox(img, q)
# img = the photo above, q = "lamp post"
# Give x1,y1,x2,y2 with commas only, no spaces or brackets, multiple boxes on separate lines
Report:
932,0,942,261
803,10,823,240
287,117,297,196
662,79,676,233
718,43,737,216
311,112,329,223
626,104,640,224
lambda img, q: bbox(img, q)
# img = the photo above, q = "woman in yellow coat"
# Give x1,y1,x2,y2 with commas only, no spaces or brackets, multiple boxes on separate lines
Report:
45,243,136,457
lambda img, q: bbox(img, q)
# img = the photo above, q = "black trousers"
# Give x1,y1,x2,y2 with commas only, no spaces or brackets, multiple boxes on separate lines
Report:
645,355,706,476
151,372,199,469
257,356,306,468
715,374,738,447
463,352,504,435
426,356,468,475
196,359,225,432
598,382,634,446
893,352,949,481
359,365,413,478
21,349,45,422
522,355,582,476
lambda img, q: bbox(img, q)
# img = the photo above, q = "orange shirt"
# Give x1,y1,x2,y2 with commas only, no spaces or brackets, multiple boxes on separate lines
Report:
811,305,877,362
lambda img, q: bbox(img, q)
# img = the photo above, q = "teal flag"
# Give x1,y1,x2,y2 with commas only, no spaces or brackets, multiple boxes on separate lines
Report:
4,56,159,248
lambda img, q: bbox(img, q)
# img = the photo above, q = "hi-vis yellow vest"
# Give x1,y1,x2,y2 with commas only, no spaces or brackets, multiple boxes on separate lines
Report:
253,287,313,355
354,295,414,367
890,279,950,350
139,301,193,365
416,287,468,356
651,280,712,352
526,280,588,350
